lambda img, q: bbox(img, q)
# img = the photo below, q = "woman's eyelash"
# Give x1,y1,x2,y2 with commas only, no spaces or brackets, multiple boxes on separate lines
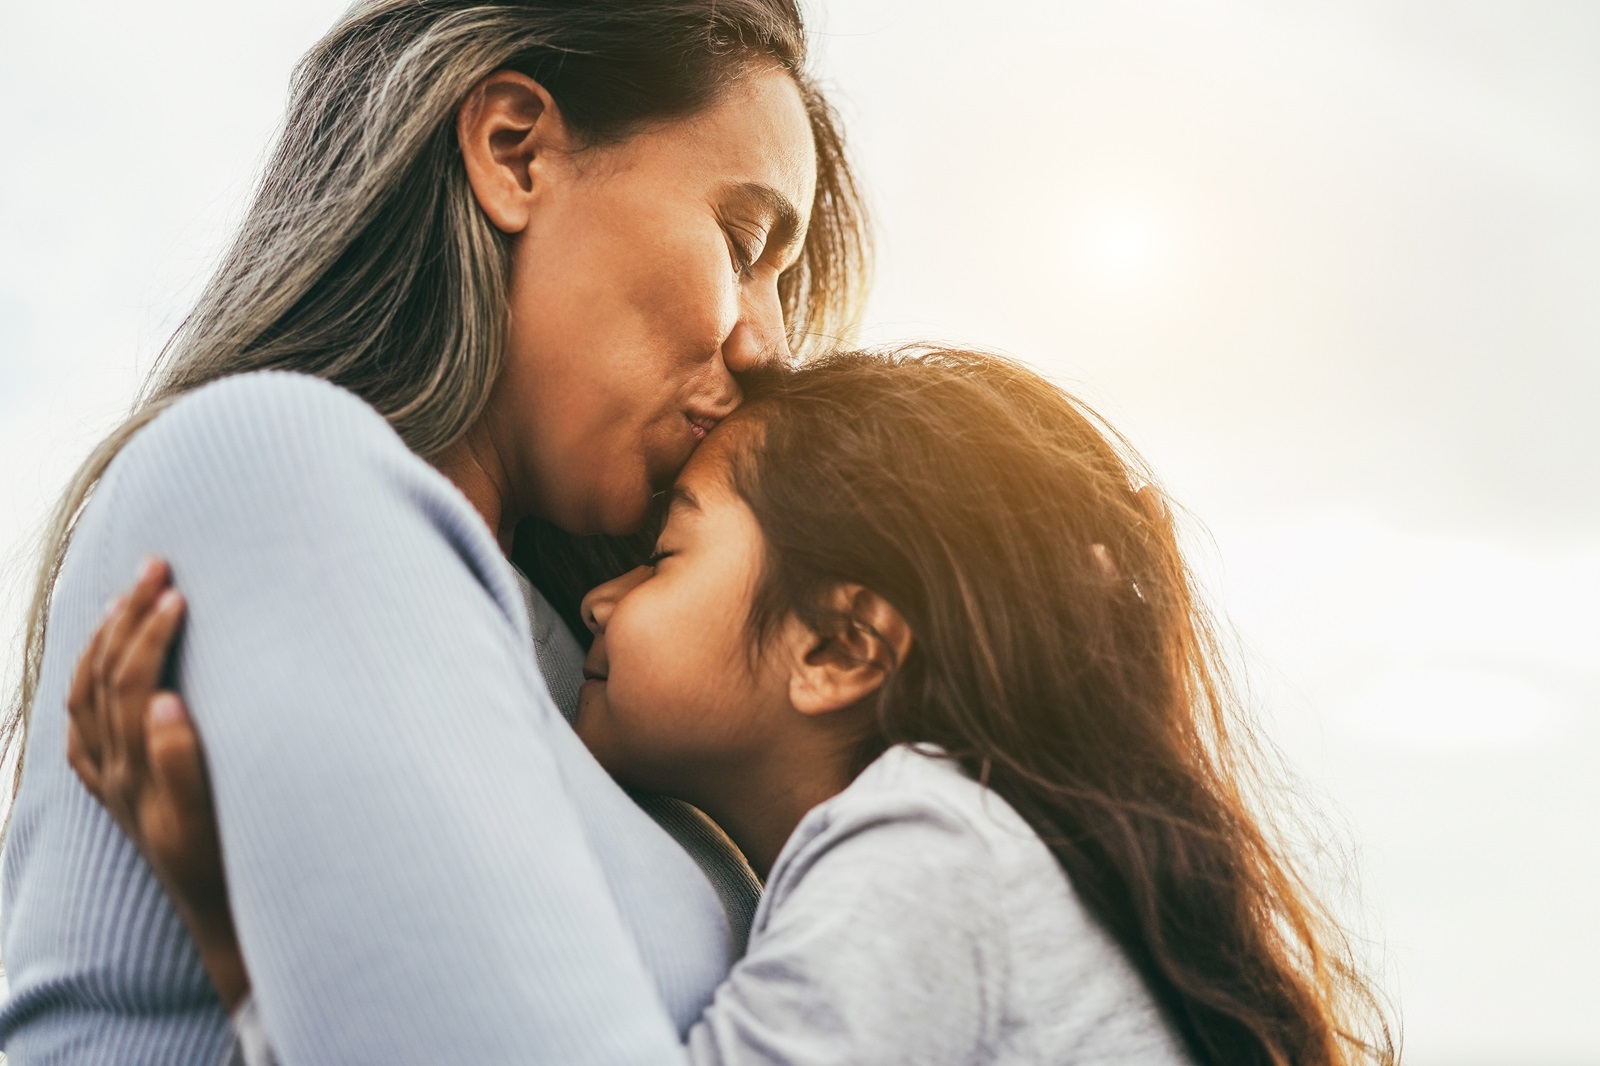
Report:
645,549,672,567
723,225,763,277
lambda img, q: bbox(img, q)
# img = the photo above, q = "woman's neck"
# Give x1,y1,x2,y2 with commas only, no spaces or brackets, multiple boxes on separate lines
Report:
433,429,518,553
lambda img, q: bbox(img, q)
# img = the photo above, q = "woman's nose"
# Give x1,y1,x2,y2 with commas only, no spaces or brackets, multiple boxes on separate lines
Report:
580,565,653,635
722,283,791,373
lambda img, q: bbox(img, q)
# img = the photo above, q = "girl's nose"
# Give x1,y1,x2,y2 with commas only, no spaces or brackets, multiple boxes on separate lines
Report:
580,565,653,635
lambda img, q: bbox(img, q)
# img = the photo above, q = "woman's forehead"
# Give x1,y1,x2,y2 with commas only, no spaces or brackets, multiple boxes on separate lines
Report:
626,67,816,225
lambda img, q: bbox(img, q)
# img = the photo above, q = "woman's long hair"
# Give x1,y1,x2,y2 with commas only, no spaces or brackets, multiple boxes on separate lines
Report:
4,0,870,798
727,346,1396,1066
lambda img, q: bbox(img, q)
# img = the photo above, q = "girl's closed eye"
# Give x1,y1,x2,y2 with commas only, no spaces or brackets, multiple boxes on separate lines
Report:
645,548,674,567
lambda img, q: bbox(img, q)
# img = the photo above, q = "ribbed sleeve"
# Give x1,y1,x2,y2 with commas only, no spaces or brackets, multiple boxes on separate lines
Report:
1,372,700,1064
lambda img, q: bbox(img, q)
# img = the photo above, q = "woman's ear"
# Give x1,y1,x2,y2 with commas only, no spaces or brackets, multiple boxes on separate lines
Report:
456,70,573,234
786,586,913,718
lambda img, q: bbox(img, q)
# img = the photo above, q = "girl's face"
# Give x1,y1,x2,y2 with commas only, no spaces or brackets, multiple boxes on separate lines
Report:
495,67,817,536
573,427,789,797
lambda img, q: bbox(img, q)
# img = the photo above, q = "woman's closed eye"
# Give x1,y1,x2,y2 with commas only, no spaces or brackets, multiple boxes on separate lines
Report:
721,222,768,278
645,548,674,568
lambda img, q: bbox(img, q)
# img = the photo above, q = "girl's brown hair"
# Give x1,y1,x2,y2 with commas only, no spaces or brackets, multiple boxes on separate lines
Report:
726,346,1396,1066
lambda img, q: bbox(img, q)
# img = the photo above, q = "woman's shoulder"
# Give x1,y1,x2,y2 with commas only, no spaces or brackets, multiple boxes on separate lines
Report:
105,370,447,515
91,370,493,582
130,371,402,464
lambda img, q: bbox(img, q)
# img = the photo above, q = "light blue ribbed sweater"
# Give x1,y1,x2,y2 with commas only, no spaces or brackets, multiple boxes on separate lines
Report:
0,372,729,1064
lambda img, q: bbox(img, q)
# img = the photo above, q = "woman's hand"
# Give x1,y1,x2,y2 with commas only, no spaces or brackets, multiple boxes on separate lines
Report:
66,559,251,1012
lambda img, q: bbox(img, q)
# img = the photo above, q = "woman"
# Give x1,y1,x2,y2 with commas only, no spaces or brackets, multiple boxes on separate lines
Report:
0,1,867,1062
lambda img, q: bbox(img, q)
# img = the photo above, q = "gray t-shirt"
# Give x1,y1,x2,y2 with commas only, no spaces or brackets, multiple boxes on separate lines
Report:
685,744,1196,1065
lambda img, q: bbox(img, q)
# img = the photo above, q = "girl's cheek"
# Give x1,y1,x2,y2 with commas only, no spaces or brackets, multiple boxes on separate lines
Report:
573,698,615,769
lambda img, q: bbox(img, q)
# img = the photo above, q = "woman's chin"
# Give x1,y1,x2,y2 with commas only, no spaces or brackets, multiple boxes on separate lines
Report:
545,486,655,538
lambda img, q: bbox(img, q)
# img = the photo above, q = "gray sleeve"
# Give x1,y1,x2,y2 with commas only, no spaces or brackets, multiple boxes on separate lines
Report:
99,373,686,1065
684,799,1005,1066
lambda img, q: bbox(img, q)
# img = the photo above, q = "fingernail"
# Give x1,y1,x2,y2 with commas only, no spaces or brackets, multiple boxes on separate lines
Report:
139,558,161,583
157,589,184,613
104,595,124,618
149,694,187,727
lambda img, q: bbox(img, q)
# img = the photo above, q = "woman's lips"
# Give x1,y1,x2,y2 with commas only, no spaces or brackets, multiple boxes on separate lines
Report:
685,412,719,441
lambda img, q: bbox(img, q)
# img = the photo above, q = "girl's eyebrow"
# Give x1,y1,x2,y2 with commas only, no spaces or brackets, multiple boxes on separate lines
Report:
667,484,702,516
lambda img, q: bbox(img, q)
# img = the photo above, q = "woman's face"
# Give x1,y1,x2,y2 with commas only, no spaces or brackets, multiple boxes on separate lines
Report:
494,67,817,536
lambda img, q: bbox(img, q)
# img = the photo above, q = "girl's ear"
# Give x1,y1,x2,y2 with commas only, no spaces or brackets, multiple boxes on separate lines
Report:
456,70,574,234
786,586,913,718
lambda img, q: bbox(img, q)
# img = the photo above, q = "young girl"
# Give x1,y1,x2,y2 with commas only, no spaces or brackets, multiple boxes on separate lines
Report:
69,347,1395,1065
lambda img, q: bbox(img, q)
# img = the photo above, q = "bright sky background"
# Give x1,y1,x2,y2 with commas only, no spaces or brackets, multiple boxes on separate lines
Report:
2,2,1597,1063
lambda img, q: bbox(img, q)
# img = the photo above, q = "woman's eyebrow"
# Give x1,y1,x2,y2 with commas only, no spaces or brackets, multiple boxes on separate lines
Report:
718,181,804,250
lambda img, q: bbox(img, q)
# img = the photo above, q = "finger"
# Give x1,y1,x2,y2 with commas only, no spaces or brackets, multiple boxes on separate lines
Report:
115,589,186,702
66,718,102,798
92,573,164,771
145,693,218,858
99,560,172,766
68,597,120,768
100,560,171,674
148,694,206,798
109,589,186,776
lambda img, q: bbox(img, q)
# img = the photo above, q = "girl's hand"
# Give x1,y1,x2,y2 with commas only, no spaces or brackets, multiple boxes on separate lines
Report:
66,559,251,1012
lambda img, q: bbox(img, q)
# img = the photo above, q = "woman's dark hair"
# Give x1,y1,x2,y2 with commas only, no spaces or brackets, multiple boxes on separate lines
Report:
10,0,869,795
722,346,1397,1066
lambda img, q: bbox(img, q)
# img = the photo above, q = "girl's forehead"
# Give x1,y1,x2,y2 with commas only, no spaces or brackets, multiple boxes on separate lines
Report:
687,414,760,479
664,425,759,532
673,439,736,505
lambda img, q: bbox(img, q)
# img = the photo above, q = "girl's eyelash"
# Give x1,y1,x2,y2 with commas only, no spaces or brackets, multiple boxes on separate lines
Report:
645,549,672,567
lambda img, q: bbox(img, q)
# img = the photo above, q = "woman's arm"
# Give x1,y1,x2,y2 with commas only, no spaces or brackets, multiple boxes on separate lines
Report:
70,371,686,1064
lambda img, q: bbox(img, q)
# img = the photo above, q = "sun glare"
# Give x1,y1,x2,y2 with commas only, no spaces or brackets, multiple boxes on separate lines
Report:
1098,215,1154,272
1061,197,1174,299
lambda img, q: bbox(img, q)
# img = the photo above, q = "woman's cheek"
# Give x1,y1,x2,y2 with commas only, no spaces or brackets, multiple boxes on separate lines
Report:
662,240,742,346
